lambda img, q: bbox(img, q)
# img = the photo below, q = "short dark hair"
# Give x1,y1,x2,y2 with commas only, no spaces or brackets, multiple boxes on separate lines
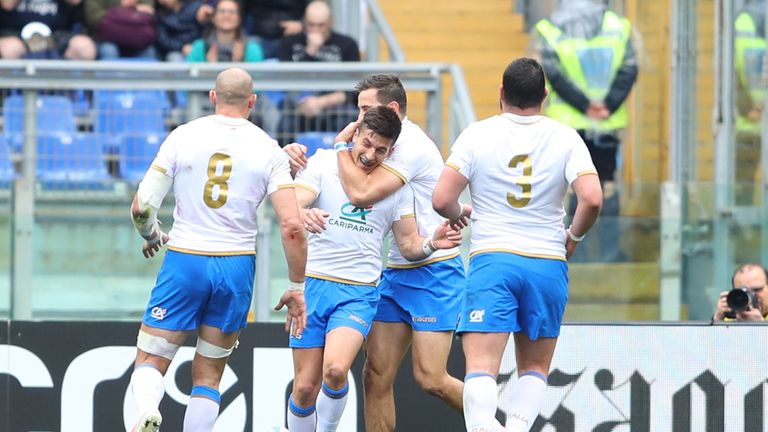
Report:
731,263,768,288
502,57,546,109
359,105,402,144
355,74,407,115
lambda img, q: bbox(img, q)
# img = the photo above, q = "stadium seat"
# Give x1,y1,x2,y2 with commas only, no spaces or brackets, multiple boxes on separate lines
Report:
36,133,110,189
118,132,165,182
295,131,337,158
3,94,77,151
93,90,168,153
0,135,15,187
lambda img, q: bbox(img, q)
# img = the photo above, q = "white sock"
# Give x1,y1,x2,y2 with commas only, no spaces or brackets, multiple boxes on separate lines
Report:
182,386,221,432
463,373,499,432
504,372,548,432
287,394,316,432
131,364,165,416
315,382,349,432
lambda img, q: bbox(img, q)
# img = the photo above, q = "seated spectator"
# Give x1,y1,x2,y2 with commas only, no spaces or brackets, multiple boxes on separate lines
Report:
276,0,359,146
155,0,207,61
713,263,768,322
0,0,96,60
186,0,263,62
243,0,308,59
85,0,158,59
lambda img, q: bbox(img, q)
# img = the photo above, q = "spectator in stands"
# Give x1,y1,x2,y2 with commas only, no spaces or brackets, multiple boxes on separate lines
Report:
186,0,263,62
276,0,359,146
155,0,207,61
0,0,96,60
534,0,638,262
713,263,768,322
243,0,308,59
733,0,765,205
85,0,158,59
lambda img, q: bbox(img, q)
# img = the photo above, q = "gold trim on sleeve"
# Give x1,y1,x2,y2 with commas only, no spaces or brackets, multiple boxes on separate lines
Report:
445,162,461,171
380,163,407,184
293,183,319,194
150,164,168,174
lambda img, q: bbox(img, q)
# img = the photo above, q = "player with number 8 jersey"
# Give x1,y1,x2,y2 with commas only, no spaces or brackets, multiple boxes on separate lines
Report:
126,68,307,432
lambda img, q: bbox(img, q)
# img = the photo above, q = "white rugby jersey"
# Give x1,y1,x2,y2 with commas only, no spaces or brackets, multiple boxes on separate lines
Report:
150,114,293,255
445,113,597,260
379,118,460,268
295,149,415,285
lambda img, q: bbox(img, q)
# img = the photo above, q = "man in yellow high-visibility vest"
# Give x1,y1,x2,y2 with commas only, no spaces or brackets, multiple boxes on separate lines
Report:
534,0,637,262
734,0,766,206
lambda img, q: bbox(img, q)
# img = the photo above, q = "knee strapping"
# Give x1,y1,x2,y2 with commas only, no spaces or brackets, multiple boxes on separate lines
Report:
136,330,180,360
195,337,237,359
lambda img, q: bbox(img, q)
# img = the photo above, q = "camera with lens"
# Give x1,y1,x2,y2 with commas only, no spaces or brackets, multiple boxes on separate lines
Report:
726,286,759,313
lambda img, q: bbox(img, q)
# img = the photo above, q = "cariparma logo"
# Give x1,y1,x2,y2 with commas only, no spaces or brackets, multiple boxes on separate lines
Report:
339,202,373,225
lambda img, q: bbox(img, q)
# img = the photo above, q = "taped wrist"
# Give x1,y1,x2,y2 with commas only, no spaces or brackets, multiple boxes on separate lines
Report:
421,236,437,257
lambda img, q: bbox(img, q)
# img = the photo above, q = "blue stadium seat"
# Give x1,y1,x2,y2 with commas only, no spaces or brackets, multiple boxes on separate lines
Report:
3,94,77,151
36,133,110,189
93,90,168,153
295,132,337,158
118,132,165,182
0,135,15,187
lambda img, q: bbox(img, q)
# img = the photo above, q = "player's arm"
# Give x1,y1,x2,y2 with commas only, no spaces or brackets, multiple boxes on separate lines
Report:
566,173,602,258
432,165,472,229
337,150,405,208
270,187,308,336
391,217,462,262
130,167,173,259
294,185,330,233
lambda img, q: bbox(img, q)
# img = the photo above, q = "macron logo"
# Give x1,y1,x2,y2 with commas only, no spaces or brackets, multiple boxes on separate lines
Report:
150,307,167,320
469,309,485,323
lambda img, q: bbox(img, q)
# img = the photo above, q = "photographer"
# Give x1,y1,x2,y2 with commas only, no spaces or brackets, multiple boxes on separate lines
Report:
713,263,768,321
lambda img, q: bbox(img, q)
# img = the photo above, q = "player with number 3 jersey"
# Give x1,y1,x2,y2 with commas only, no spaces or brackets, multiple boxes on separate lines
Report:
433,58,603,432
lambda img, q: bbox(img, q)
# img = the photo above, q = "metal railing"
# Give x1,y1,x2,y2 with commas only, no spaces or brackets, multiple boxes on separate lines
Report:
0,60,475,320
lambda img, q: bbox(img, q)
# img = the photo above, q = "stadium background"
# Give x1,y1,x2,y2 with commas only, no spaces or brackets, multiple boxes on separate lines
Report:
1,0,767,430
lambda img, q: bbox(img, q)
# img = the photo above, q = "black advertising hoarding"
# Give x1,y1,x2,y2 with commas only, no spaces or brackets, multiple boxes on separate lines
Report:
1,322,768,431
0,321,465,431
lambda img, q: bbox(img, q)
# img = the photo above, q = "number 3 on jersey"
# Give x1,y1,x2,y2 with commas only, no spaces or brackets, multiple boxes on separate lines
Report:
506,154,532,208
203,153,232,209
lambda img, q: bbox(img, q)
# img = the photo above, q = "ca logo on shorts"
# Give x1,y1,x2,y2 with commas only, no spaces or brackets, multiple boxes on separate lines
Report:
150,307,167,320
469,309,485,323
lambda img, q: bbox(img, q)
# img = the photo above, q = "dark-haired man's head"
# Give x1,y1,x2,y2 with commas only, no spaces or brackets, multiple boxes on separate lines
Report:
350,106,402,173
355,74,407,119
501,57,547,111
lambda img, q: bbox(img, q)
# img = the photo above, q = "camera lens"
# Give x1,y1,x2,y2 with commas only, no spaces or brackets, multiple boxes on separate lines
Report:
726,288,750,311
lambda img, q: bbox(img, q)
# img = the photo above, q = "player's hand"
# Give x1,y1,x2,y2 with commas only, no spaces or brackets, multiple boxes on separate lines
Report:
141,230,168,259
565,237,579,260
431,220,462,249
335,119,360,145
449,203,472,230
712,291,731,321
283,143,308,173
274,289,307,337
297,96,323,117
301,208,329,233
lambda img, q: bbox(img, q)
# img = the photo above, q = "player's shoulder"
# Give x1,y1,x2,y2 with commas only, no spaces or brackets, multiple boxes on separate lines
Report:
539,116,584,144
306,148,337,168
392,119,441,158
